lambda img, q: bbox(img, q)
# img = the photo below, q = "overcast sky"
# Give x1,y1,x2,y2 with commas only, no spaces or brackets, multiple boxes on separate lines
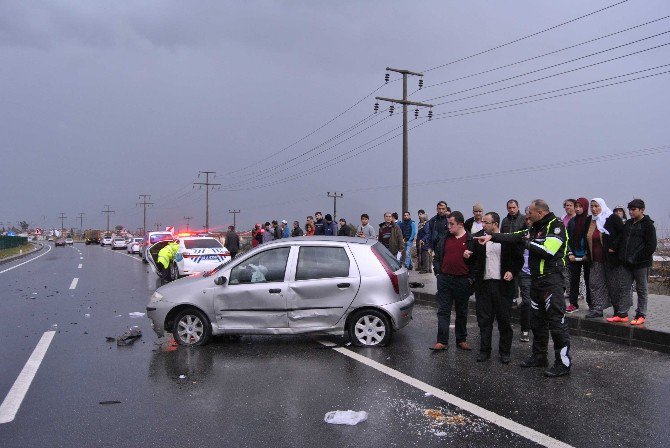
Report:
1,0,669,235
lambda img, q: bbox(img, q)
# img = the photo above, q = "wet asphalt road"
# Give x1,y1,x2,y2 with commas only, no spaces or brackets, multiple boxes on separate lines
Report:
0,243,669,448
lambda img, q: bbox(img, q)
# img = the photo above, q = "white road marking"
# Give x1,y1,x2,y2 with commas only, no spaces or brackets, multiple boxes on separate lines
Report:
0,331,56,424
78,264,82,269
0,244,52,275
69,278,79,289
79,257,83,260
111,250,143,263
318,340,573,448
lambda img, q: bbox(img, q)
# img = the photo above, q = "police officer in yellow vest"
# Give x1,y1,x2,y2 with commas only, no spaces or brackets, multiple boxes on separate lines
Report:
475,199,571,377
157,241,179,279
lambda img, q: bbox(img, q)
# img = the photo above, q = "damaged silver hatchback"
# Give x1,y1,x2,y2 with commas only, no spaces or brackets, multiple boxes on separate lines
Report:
146,236,414,347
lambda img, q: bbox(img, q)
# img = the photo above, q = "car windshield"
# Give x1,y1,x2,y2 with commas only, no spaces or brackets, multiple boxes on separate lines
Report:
184,239,222,249
114,238,124,242
133,238,143,243
150,233,172,243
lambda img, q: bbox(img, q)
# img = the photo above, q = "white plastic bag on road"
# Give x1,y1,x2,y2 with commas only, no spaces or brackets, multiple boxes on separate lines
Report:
324,410,368,426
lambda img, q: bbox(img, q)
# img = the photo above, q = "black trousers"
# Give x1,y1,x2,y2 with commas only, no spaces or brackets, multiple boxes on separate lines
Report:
435,274,471,344
568,260,591,308
531,272,571,367
475,279,513,356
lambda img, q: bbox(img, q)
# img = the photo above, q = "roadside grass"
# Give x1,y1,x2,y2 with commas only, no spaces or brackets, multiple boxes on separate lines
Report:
0,243,36,260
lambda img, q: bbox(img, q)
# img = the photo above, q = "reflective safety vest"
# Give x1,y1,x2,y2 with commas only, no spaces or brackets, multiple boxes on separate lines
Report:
157,242,179,269
493,212,568,277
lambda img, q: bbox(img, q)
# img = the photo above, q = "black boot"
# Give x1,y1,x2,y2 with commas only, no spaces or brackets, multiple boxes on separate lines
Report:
520,356,548,368
544,362,571,377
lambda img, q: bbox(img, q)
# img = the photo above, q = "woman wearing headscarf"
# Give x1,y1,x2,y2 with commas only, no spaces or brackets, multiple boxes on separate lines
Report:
566,197,591,313
585,198,619,318
612,205,627,223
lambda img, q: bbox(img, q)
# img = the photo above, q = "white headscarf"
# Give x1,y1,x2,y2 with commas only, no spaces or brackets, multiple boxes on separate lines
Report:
591,197,613,235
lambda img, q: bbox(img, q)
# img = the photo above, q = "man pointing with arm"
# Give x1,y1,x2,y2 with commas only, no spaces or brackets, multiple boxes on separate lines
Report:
474,199,571,377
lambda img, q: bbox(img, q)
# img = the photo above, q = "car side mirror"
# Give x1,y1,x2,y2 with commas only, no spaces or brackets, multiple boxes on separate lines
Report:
214,276,227,286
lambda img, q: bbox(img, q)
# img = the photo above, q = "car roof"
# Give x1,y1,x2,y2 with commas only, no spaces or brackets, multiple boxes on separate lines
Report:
262,236,376,246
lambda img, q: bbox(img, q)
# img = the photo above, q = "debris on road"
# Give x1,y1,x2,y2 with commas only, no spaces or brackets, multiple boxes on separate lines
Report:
179,375,186,379
324,410,368,425
409,282,425,289
116,326,142,346
128,312,145,318
99,400,121,405
105,337,116,342
84,313,90,318
423,409,467,426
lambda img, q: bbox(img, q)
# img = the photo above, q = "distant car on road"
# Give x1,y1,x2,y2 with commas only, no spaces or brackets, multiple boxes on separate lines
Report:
101,235,113,246
146,236,414,347
55,238,66,247
127,237,143,254
84,230,100,245
111,237,127,250
65,237,74,246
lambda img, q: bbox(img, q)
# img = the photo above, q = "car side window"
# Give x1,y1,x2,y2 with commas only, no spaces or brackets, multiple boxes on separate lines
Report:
229,247,291,285
295,246,350,281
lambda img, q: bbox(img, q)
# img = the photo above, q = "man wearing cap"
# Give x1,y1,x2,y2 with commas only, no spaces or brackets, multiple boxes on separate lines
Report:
280,220,290,239
465,203,485,234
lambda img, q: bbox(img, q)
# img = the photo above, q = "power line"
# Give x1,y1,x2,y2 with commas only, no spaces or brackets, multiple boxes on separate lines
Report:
422,0,631,73
422,16,670,91
422,29,670,103
228,210,241,228
432,67,670,119
224,83,390,176
229,113,397,188
183,216,192,231
433,64,670,117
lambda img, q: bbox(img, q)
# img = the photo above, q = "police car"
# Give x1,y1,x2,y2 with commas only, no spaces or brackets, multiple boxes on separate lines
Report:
147,235,231,281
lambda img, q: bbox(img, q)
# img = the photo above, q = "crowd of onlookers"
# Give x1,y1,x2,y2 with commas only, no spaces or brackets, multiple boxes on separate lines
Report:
245,197,657,377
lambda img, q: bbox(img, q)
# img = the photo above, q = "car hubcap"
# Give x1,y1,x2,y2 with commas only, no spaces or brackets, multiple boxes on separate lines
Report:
177,315,204,344
354,315,386,346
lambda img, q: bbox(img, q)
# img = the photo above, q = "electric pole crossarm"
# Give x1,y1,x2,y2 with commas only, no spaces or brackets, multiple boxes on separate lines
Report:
386,67,423,76
375,96,433,108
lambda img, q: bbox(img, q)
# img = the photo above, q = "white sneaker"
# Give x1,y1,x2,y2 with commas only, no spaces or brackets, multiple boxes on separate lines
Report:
520,331,530,342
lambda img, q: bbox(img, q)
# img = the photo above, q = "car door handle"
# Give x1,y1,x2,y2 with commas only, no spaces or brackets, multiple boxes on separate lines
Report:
337,283,350,288
269,288,281,294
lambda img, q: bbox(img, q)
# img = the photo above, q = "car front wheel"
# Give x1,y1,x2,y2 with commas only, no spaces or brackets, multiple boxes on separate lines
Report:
348,309,392,347
172,308,211,346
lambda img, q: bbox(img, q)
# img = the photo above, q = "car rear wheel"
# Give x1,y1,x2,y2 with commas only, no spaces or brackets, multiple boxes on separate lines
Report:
172,308,211,346
349,309,392,347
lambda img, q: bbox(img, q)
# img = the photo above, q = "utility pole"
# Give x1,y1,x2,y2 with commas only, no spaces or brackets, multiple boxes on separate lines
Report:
77,213,85,229
376,67,433,214
58,213,67,234
228,210,240,229
136,194,154,236
155,222,162,231
184,216,192,232
193,171,221,233
101,205,115,232
327,192,343,221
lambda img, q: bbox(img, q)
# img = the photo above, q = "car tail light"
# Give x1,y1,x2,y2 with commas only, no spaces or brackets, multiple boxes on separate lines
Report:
222,252,231,257
372,247,399,295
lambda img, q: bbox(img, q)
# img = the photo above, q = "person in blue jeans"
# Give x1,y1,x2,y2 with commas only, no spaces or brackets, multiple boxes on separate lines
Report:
398,211,417,270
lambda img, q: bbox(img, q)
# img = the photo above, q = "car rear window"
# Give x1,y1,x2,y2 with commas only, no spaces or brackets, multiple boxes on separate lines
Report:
184,239,223,249
150,233,172,243
114,238,125,242
372,242,402,271
295,246,350,280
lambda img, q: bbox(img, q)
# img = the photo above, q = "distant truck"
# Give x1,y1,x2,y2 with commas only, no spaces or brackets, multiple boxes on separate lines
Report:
85,230,101,245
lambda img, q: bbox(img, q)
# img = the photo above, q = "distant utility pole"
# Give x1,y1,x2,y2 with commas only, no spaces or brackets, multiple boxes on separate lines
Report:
58,213,67,232
228,210,240,229
155,222,162,231
136,194,154,236
327,192,343,221
101,205,115,232
193,171,221,233
77,213,85,229
376,67,433,214
184,216,192,231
